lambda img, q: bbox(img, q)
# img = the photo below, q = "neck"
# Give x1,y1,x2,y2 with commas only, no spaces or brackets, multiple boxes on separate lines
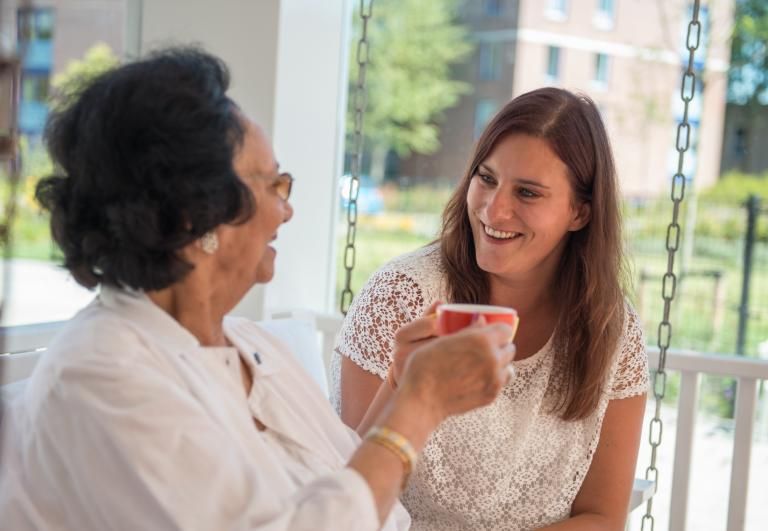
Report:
147,281,228,347
488,273,556,319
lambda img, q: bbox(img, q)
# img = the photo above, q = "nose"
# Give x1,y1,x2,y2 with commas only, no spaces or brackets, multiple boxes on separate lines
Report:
484,187,516,223
282,199,294,223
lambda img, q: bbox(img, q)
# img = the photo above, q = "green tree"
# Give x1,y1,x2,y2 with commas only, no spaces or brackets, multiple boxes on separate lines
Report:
728,0,768,106
349,0,473,181
50,42,119,106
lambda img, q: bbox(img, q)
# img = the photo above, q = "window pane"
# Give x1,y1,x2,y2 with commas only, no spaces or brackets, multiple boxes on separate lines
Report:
484,0,502,17
548,0,567,15
547,46,560,80
479,42,502,80
2,1,135,327
474,99,497,138
598,0,615,16
594,53,609,84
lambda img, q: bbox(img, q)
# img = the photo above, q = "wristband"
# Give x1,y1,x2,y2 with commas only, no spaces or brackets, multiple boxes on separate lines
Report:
365,426,417,490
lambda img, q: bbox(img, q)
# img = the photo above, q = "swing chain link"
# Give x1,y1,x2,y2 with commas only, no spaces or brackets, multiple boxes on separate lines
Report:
341,0,374,315
641,2,701,529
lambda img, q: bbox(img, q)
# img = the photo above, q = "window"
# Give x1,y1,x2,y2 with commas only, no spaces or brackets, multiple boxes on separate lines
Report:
597,0,615,18
478,42,502,81
546,46,560,81
21,74,50,102
594,53,609,86
3,1,136,327
474,99,497,139
484,0,502,16
546,0,568,21
17,8,55,42
593,0,615,30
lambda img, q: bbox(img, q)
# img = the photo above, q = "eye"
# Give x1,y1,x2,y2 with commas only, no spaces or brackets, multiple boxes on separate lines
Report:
518,187,539,199
475,172,497,186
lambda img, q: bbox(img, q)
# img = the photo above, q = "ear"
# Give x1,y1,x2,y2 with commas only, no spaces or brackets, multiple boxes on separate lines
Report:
568,201,591,231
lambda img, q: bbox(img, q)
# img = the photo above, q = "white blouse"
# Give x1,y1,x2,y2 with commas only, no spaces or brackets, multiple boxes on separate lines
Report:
332,244,649,530
0,286,409,530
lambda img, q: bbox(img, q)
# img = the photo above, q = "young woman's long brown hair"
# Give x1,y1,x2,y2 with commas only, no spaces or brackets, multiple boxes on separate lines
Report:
440,87,628,421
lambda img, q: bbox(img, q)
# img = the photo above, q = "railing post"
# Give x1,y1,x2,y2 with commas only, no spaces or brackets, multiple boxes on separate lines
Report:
731,195,760,418
736,195,760,358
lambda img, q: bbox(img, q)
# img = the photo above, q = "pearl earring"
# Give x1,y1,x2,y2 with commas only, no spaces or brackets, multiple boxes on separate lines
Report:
200,231,219,254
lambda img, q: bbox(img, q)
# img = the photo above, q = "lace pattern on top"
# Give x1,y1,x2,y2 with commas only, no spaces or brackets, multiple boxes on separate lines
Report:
331,243,649,530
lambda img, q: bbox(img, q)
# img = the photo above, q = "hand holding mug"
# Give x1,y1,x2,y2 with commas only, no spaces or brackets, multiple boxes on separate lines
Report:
398,321,517,423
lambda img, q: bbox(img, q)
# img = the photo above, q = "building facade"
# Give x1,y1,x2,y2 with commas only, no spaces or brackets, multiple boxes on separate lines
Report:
400,0,734,198
0,0,128,136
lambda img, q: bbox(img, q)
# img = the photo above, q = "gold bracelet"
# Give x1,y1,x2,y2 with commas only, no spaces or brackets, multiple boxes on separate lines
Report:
365,426,417,490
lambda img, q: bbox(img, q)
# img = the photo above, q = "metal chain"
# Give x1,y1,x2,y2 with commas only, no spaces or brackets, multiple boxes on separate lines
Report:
640,2,701,529
340,0,374,315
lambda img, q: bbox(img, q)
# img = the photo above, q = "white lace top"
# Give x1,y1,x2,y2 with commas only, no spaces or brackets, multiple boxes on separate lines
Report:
330,244,649,530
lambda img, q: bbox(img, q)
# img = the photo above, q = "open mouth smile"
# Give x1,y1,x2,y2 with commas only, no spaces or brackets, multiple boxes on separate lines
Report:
483,223,522,240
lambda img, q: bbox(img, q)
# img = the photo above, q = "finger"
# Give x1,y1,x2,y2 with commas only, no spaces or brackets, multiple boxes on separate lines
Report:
499,363,516,385
496,342,516,366
395,315,439,344
483,322,516,346
422,300,442,318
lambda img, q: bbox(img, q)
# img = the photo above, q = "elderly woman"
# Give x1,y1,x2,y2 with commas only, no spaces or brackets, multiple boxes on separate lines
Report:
0,48,516,530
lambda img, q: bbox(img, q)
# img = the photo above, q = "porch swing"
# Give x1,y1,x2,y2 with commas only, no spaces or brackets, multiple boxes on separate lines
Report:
336,0,708,528
0,1,763,529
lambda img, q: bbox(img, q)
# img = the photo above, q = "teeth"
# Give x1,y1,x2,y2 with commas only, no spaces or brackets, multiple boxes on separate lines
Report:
484,224,519,240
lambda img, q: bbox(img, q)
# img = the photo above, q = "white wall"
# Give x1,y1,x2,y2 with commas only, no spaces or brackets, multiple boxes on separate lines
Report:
140,0,280,136
139,0,350,319
265,0,351,316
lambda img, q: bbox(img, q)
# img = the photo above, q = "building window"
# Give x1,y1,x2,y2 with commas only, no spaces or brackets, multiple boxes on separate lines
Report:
484,0,502,16
21,74,50,102
546,0,568,21
594,53,609,86
546,46,560,82
598,0,615,17
593,0,615,30
474,99,497,138
478,42,502,81
17,8,55,42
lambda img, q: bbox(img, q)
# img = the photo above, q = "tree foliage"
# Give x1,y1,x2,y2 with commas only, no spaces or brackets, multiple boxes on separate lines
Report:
350,0,473,157
729,0,768,105
51,42,119,106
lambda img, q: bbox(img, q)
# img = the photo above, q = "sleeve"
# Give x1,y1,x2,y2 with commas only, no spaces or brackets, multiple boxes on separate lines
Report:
334,265,428,380
37,352,381,531
607,303,650,400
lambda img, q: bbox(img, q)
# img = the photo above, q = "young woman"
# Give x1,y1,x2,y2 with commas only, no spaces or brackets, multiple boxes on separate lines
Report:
333,87,649,530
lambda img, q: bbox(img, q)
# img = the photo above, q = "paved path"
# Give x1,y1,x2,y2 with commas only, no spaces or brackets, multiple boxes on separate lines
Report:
0,259,94,326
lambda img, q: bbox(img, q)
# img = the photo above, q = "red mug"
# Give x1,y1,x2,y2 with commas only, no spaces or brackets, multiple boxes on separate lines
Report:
436,303,519,338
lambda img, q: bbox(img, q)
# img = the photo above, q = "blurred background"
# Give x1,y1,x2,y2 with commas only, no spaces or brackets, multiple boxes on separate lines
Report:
0,1,767,529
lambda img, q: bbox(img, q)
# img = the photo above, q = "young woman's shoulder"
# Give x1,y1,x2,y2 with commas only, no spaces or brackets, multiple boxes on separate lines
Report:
606,300,649,400
373,242,442,282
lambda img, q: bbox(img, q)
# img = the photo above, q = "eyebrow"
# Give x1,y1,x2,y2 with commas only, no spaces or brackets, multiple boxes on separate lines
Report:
478,163,551,190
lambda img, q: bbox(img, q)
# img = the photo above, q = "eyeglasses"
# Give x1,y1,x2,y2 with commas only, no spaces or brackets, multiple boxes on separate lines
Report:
274,172,294,201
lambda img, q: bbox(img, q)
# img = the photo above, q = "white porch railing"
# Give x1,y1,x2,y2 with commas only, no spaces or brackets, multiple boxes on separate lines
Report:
3,320,768,530
646,347,768,531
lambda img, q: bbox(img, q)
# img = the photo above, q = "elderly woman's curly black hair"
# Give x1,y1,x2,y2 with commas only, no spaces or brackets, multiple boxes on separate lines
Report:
35,47,254,291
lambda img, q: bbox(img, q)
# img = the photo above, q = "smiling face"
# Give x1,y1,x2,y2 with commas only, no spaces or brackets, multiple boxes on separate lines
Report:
214,116,293,300
466,133,589,284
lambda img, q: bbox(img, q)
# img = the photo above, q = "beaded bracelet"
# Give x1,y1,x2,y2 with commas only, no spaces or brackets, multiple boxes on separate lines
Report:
365,426,417,490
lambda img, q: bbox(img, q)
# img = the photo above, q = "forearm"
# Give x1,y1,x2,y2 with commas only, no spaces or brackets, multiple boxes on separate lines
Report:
355,379,395,436
348,390,441,524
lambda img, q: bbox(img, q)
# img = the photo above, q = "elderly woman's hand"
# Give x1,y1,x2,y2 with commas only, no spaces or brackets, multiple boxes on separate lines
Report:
396,321,516,425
